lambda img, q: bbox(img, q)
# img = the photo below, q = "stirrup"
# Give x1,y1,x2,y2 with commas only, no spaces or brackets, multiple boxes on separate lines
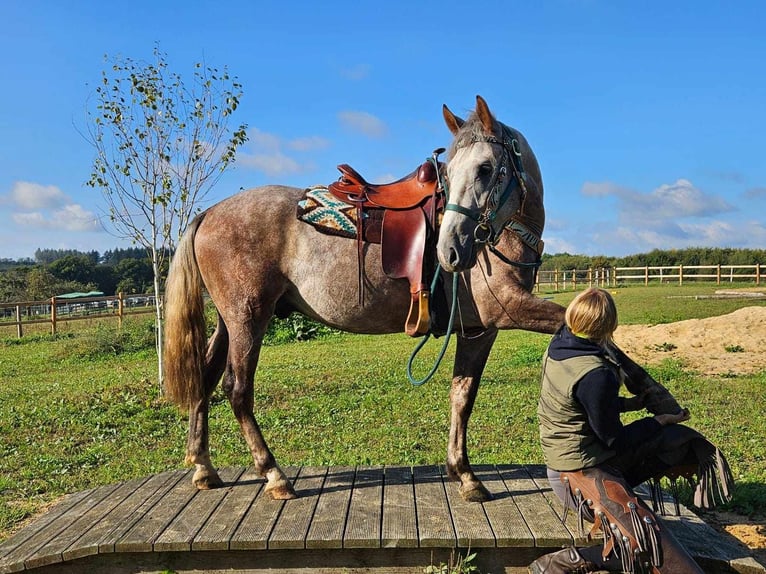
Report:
405,289,430,337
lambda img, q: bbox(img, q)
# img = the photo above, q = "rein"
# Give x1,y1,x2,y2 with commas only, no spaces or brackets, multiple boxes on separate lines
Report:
407,144,541,386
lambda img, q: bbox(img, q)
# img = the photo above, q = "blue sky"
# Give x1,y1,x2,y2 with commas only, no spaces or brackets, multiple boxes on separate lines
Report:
1,1,765,260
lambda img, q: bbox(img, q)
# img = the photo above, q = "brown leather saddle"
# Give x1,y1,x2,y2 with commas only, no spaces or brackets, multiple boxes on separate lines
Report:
327,160,444,336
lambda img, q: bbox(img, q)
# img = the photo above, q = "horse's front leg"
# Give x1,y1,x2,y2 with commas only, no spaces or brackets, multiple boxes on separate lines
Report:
225,323,297,500
447,328,498,502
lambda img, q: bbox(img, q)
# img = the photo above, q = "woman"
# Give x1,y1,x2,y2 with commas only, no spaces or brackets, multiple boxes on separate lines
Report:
529,288,732,574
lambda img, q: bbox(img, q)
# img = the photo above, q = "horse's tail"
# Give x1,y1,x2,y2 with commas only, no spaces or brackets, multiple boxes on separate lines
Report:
163,214,208,410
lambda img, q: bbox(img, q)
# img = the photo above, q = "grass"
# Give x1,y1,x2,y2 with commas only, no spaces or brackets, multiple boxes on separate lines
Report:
0,284,765,542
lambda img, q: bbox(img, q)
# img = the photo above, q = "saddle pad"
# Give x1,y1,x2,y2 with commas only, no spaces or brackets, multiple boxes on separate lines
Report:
297,186,358,239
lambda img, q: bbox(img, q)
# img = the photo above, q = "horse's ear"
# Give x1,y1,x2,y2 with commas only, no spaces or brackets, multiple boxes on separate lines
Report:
442,104,464,135
475,95,494,135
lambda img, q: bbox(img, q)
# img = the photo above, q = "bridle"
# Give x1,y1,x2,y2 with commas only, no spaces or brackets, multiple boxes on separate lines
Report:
443,124,529,247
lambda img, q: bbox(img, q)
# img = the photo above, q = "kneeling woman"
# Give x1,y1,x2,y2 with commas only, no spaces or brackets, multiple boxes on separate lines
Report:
530,288,733,574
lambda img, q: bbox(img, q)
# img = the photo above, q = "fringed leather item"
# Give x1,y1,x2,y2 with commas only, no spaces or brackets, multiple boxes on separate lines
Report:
561,468,662,574
646,426,734,515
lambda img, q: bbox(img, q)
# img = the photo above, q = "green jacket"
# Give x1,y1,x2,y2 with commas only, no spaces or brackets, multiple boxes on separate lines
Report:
537,352,617,471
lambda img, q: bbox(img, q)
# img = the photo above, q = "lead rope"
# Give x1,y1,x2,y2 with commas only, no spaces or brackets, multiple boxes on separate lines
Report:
406,270,458,386
407,149,457,386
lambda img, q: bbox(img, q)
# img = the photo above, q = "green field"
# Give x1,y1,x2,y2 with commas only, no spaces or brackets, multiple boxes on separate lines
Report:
1,283,764,541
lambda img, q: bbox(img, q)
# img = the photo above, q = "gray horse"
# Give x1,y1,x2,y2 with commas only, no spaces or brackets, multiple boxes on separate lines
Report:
163,95,679,502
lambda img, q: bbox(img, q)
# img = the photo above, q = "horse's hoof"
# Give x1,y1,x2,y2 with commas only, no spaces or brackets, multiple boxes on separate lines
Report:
193,470,224,490
266,482,298,500
460,482,493,503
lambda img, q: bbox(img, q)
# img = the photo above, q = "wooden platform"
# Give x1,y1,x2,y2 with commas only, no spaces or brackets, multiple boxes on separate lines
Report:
0,465,762,574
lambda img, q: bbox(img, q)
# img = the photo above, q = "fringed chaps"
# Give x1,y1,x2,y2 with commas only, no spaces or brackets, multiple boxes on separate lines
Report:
561,468,663,574
644,425,735,514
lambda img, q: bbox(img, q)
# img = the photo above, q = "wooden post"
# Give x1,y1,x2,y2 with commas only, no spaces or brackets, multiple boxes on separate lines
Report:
757,264,761,286
554,268,559,292
645,266,649,286
679,264,683,286
118,292,124,328
15,305,22,338
572,269,577,291
717,264,721,285
588,268,593,287
50,297,57,335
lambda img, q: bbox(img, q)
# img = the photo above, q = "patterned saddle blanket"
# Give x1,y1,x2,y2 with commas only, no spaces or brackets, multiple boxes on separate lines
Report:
297,186,359,239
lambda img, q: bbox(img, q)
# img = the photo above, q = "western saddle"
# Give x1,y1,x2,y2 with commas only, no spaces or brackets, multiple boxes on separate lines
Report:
328,159,444,336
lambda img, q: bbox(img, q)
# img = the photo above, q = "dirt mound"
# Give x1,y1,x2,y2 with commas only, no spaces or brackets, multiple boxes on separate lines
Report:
614,306,766,376
615,305,766,562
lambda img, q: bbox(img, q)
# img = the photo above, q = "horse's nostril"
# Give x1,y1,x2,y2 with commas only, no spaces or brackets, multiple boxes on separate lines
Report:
448,247,460,266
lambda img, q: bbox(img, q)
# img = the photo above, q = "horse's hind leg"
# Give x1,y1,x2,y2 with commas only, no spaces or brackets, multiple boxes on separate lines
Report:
447,328,498,502
223,318,296,500
187,316,228,489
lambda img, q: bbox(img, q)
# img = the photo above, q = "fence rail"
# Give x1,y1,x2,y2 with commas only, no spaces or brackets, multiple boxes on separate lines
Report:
536,264,765,291
0,293,155,338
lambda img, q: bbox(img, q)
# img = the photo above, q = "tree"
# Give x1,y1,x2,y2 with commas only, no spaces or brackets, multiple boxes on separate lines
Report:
48,254,97,285
84,46,248,386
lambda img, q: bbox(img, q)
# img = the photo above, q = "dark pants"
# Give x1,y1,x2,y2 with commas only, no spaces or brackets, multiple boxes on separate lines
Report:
545,424,705,572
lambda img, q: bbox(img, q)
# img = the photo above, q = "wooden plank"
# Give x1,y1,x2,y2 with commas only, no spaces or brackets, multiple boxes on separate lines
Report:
497,465,572,547
112,470,195,552
192,467,265,551
0,489,92,562
74,470,184,555
25,477,148,569
268,467,326,549
343,466,384,549
525,464,590,545
442,467,495,548
0,485,116,574
473,465,534,547
305,466,354,549
153,467,246,552
413,465,455,548
230,466,300,550
381,466,418,548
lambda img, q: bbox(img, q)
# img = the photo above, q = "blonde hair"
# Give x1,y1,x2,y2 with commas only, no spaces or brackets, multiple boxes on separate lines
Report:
565,288,618,346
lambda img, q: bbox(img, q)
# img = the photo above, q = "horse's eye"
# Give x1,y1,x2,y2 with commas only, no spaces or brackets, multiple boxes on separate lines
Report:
478,163,493,177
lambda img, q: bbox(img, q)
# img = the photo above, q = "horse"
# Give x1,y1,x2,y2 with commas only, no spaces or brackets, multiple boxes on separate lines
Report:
163,95,679,502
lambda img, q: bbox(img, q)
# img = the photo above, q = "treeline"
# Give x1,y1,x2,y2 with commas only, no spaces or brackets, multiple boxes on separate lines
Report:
0,248,156,303
540,247,766,271
2,246,765,303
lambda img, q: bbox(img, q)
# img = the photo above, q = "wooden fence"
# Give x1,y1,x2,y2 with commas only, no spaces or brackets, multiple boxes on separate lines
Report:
536,263,765,291
0,293,155,338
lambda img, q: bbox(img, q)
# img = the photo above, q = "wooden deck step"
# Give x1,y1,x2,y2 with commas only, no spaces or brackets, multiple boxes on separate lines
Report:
0,465,761,574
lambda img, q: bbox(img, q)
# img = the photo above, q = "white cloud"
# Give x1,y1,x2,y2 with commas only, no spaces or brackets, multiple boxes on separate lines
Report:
288,136,330,152
6,181,101,233
338,110,388,138
12,204,100,232
237,128,328,176
11,181,69,209
581,178,733,223
238,151,302,177
543,236,579,255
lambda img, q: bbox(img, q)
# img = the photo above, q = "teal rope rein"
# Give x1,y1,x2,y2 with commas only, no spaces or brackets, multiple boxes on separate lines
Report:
406,270,458,386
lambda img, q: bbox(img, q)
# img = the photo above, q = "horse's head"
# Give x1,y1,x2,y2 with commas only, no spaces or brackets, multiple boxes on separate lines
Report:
437,95,534,273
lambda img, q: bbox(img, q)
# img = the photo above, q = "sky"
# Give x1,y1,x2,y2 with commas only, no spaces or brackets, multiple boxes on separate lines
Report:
1,1,765,260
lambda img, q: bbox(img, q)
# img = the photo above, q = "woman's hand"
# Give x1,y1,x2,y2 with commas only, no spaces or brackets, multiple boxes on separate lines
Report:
654,408,690,426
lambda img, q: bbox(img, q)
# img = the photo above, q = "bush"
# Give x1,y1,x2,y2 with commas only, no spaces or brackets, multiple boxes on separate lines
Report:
59,319,156,360
264,314,337,345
